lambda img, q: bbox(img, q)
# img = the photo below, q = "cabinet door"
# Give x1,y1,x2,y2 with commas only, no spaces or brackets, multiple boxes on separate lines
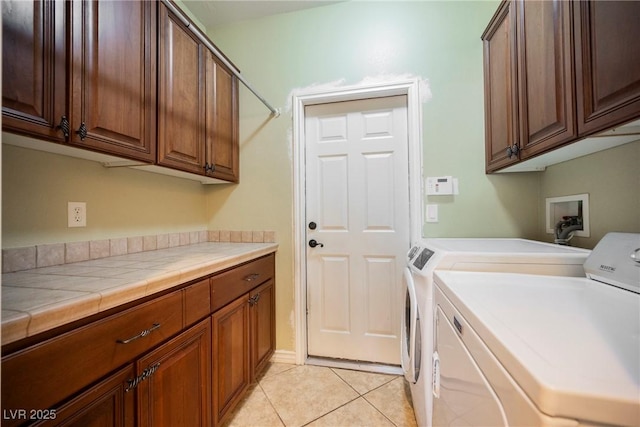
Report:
575,1,640,136
2,0,67,142
517,0,576,159
137,318,212,427
158,3,206,175
69,0,156,162
250,279,275,377
212,294,250,425
205,53,240,182
32,365,135,427
482,0,519,173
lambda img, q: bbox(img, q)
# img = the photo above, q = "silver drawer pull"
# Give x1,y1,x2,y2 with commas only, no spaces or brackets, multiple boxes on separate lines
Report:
243,273,260,282
117,323,161,344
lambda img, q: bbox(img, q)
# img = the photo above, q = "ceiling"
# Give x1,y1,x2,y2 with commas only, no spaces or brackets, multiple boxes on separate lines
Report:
181,0,344,30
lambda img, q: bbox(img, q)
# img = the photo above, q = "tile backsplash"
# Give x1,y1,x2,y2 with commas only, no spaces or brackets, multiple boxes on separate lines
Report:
2,230,276,273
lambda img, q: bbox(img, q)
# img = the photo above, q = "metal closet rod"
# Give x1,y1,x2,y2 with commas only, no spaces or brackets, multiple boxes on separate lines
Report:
160,0,281,118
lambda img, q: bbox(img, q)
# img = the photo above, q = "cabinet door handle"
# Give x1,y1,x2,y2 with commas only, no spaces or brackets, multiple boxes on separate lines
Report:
76,122,87,140
243,273,260,282
57,116,70,138
511,143,519,156
248,293,261,306
117,323,161,344
125,362,161,392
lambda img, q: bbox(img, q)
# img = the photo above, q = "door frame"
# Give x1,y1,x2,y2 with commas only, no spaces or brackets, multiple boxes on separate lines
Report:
292,78,424,364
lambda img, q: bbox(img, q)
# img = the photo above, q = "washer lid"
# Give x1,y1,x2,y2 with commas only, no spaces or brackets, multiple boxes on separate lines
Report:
424,238,589,254
421,238,590,273
434,270,640,426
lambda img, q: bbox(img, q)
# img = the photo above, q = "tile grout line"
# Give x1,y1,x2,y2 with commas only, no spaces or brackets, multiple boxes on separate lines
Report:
255,380,288,427
255,364,301,427
329,367,407,427
316,367,401,427
247,364,407,427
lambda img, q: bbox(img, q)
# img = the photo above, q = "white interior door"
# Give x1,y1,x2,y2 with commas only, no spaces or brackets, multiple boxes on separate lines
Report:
305,95,410,364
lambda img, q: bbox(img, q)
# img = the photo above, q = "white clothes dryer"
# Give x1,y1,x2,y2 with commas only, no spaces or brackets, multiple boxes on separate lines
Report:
401,239,591,427
432,233,640,426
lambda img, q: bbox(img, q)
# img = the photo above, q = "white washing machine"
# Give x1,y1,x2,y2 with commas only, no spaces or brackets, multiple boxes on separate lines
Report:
401,239,591,427
432,233,640,427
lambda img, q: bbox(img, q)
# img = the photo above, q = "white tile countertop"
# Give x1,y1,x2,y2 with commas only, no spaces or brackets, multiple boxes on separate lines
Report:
1,242,278,346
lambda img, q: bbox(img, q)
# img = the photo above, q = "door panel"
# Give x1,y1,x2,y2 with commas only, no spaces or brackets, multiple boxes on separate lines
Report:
363,153,395,230
306,95,410,364
364,257,396,337
318,155,349,230
318,256,351,334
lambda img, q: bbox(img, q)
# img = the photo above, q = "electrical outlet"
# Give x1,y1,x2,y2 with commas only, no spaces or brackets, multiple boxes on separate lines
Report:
68,202,87,227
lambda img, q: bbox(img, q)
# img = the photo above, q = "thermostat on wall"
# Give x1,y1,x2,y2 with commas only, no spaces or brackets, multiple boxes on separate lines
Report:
426,176,457,195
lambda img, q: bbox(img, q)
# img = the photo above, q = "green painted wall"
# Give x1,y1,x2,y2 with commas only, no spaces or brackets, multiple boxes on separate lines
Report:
539,140,640,248
1,137,207,248
203,1,541,352
2,1,637,355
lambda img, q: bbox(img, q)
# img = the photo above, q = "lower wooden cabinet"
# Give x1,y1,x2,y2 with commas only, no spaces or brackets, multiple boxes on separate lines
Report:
0,290,183,426
31,365,135,427
1,254,275,427
137,318,211,427
212,295,251,425
251,279,276,377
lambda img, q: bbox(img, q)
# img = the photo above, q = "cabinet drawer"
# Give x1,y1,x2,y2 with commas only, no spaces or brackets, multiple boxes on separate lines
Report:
184,278,211,326
211,254,274,312
1,290,183,417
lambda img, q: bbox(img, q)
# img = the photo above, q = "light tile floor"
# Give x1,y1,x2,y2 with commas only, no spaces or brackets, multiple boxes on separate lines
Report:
222,363,418,427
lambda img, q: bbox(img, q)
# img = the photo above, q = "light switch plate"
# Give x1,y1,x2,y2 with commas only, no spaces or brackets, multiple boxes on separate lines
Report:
426,204,438,223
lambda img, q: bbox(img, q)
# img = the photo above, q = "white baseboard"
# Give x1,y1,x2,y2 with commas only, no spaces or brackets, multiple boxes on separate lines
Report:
270,349,297,365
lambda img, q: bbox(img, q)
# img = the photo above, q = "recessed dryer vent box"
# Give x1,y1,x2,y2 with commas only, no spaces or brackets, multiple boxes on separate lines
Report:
546,194,590,237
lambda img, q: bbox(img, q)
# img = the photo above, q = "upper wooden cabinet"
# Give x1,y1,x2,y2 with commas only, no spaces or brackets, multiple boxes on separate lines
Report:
157,2,240,181
2,0,240,183
69,0,157,161
157,3,206,174
2,0,67,143
574,1,640,136
483,0,576,173
482,0,519,172
516,0,576,159
482,0,640,173
206,52,240,183
2,0,157,163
